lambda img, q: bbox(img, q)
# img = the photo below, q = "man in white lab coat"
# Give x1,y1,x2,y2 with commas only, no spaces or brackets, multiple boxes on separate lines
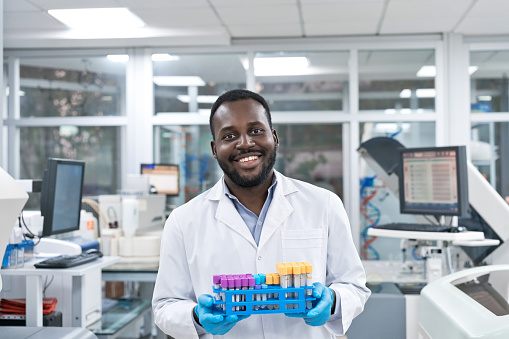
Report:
152,89,370,339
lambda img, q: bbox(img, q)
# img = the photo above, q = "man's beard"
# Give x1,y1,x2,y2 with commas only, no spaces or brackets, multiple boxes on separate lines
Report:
218,148,277,188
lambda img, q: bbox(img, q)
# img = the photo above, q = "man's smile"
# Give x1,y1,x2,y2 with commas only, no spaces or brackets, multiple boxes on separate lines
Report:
238,155,259,163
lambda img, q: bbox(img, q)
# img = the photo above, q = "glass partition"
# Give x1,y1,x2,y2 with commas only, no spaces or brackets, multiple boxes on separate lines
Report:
21,126,120,209
470,50,509,113
471,122,509,200
359,50,436,113
20,56,126,117
255,51,349,112
153,53,247,114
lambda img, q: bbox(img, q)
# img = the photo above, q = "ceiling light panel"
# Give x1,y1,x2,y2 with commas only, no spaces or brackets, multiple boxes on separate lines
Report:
48,8,145,29
153,76,206,87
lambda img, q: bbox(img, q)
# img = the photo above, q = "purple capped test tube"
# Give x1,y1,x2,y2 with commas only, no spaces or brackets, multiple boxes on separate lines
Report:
220,277,228,311
227,276,235,312
213,275,221,301
234,276,242,311
241,275,248,311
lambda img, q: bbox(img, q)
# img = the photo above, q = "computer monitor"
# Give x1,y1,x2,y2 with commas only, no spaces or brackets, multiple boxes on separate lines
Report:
398,146,469,217
40,158,85,237
140,164,179,196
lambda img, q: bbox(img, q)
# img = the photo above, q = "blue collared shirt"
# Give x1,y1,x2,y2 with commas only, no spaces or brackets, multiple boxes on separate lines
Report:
223,175,277,245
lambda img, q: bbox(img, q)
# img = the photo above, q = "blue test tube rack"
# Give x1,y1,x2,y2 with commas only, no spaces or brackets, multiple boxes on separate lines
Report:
212,285,316,315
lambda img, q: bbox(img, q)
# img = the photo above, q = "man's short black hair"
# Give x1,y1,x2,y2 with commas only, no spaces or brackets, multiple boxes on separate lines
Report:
209,89,272,139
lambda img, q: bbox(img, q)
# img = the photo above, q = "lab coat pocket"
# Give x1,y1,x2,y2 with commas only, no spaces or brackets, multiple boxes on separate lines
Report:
281,229,327,281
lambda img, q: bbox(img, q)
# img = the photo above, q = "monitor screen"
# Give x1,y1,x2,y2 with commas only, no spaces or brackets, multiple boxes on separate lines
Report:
140,164,179,196
40,158,85,237
398,146,468,216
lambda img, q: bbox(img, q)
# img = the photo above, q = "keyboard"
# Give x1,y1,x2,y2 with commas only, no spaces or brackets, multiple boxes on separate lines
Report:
34,252,102,269
373,222,452,233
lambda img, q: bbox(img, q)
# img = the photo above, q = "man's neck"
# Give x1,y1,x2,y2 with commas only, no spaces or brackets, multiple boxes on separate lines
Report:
225,172,274,216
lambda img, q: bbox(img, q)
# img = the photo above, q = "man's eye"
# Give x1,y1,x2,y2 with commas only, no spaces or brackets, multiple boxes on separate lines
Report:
223,134,235,139
252,129,263,134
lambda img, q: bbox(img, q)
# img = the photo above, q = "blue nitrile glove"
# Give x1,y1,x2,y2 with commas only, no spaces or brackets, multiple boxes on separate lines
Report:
194,294,250,335
286,282,334,327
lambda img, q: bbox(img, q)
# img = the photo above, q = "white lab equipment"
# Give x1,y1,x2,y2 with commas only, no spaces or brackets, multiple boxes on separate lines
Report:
418,265,509,339
121,198,139,238
0,167,29,291
98,194,166,234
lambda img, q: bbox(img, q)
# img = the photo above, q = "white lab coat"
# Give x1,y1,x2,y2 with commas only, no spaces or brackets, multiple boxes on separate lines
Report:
152,171,370,339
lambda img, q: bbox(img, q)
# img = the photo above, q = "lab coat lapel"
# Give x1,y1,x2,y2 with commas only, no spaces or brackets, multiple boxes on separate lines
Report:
258,172,296,250
209,179,257,248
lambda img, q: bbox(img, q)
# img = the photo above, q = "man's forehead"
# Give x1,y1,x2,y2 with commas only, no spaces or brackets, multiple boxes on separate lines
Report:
214,100,267,122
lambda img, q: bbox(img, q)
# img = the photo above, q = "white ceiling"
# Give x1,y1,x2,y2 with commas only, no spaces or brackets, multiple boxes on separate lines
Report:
4,0,509,49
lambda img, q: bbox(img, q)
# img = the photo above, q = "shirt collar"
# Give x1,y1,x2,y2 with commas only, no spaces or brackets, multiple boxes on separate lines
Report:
223,173,278,201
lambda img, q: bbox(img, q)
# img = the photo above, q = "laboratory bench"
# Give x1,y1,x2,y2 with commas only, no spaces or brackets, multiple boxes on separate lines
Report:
88,298,152,339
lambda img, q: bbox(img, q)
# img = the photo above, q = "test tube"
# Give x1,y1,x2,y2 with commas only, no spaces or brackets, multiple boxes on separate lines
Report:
259,274,267,310
266,274,274,310
292,263,301,309
241,275,248,311
227,276,235,312
254,274,261,310
254,284,261,311
273,273,280,309
234,276,242,311
220,277,228,311
213,275,221,302
286,263,293,294
276,263,288,299
261,283,268,310
298,262,307,288
303,262,313,309
259,273,266,285
248,276,255,306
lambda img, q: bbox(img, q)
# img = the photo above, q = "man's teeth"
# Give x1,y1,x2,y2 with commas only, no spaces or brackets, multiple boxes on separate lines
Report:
239,156,258,163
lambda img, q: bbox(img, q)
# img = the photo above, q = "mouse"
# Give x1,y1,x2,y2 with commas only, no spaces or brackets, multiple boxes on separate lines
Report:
85,248,104,257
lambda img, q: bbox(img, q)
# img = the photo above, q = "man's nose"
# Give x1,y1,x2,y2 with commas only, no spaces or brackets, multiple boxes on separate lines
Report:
236,134,255,149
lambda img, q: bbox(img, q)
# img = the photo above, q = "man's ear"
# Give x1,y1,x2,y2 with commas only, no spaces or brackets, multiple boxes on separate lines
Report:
210,140,217,159
272,129,279,149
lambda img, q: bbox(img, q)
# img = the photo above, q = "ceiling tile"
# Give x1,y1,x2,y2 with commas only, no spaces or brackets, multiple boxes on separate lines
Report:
4,12,65,30
215,5,300,25
229,23,302,38
134,8,222,27
455,16,509,35
467,0,509,16
384,0,471,20
4,0,41,12
305,22,378,36
301,3,385,23
28,0,121,10
212,0,294,5
118,0,210,9
381,19,455,34
300,0,383,3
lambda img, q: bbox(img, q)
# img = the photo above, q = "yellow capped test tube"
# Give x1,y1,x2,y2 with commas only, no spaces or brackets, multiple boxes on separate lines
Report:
277,263,290,301
273,273,280,309
291,263,301,289
298,262,307,287
266,274,274,309
302,262,313,309
276,263,288,289
291,262,302,309
285,263,293,289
